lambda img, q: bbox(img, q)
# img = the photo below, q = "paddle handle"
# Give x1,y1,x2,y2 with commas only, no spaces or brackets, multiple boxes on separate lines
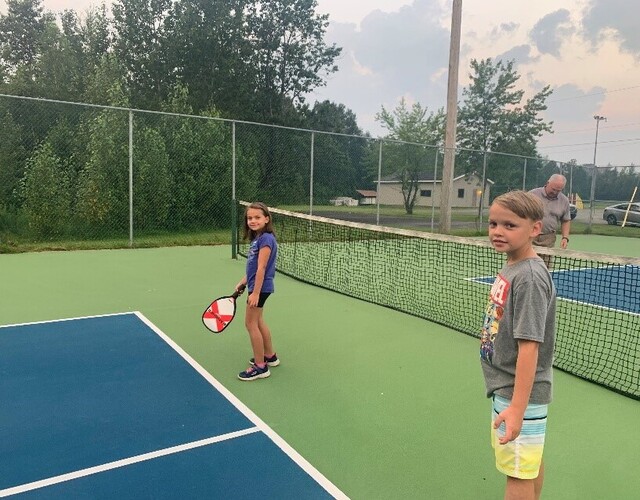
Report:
232,284,246,299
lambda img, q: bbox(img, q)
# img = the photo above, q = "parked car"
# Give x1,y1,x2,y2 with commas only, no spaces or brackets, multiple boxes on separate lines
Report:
569,203,577,220
602,202,640,226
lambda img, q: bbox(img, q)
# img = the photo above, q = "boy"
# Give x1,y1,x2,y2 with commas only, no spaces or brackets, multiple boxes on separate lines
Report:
480,190,557,500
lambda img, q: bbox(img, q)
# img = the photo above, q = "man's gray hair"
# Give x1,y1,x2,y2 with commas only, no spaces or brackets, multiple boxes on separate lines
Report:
548,174,567,186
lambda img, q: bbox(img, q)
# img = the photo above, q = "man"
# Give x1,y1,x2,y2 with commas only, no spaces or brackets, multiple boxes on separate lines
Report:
528,174,571,250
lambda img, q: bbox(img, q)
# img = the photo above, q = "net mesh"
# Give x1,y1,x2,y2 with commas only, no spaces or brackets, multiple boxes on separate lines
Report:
238,203,640,399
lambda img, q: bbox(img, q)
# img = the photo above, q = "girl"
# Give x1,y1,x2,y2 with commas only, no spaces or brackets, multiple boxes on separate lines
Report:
236,202,279,381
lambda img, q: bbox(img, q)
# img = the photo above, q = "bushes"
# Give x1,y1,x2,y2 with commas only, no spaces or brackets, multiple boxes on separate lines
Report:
21,143,72,238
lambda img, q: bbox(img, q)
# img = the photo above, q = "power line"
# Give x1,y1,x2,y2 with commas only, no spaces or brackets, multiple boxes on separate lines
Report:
553,122,640,134
547,85,640,103
538,137,640,149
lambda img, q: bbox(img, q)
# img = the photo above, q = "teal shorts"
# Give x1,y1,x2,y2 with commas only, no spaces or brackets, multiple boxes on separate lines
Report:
491,395,548,479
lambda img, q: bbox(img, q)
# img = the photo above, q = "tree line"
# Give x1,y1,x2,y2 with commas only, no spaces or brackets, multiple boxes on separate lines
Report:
0,0,373,238
1,0,637,240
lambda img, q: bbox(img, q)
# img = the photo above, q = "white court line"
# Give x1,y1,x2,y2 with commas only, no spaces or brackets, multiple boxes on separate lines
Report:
135,311,349,500
1,312,349,500
0,311,136,329
0,428,260,497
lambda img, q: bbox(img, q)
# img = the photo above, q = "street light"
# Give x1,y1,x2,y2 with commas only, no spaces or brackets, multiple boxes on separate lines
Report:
589,115,607,229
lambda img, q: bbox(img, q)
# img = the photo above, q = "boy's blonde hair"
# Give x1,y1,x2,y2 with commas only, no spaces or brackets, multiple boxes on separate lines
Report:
491,190,544,222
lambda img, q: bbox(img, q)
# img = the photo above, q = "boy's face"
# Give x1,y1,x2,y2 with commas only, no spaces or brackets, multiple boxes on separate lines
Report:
488,203,542,260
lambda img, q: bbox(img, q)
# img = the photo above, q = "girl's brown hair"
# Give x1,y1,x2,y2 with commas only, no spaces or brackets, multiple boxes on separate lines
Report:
243,202,276,241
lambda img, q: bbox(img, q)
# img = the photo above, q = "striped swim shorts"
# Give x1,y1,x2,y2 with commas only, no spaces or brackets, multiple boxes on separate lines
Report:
491,394,548,479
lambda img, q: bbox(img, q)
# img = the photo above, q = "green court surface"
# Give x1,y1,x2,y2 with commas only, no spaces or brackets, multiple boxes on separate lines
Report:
1,242,638,499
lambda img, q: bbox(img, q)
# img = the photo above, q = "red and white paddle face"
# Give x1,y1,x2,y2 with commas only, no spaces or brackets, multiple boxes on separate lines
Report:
202,296,237,333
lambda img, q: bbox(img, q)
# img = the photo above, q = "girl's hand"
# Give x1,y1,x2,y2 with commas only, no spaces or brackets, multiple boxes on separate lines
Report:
247,291,259,307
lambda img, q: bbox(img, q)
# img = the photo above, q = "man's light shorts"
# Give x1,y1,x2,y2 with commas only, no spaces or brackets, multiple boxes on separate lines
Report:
491,394,548,479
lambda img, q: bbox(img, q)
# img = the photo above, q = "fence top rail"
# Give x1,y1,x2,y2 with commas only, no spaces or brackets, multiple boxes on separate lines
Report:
0,92,568,164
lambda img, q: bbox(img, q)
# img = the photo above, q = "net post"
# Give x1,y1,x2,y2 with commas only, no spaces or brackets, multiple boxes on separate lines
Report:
231,199,238,259
128,110,133,248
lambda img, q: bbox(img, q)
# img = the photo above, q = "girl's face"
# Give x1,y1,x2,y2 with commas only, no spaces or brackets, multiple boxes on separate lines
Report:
246,208,269,233
488,203,541,262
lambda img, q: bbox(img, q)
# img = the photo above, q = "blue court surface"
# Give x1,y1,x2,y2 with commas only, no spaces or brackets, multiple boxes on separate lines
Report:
0,313,347,499
472,264,640,315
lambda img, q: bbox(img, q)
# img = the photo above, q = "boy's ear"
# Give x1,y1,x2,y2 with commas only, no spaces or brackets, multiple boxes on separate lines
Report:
531,220,542,237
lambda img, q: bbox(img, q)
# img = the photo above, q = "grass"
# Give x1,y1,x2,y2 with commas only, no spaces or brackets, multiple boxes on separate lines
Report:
0,229,231,254
2,202,638,254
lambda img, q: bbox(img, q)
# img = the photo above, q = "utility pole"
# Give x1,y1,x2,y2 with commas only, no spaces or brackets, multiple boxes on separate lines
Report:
589,115,606,230
440,0,462,234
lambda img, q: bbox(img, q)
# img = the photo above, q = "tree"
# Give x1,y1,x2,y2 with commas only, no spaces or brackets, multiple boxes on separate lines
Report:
158,85,258,229
112,0,175,109
455,58,554,208
457,58,553,192
0,109,25,208
305,100,367,202
376,98,445,214
245,0,341,122
132,126,171,230
168,0,253,118
78,4,112,76
0,0,51,79
35,15,82,100
75,83,130,235
21,142,72,237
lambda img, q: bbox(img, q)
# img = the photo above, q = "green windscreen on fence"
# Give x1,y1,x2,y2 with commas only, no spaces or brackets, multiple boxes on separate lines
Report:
238,203,640,399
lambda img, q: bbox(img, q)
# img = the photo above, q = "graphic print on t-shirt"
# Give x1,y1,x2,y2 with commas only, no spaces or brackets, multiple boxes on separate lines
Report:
480,273,510,364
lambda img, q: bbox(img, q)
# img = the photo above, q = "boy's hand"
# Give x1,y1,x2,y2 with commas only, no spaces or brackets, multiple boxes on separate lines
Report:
494,405,524,444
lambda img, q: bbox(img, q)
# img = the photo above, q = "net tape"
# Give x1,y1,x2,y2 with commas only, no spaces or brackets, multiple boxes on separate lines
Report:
238,202,640,399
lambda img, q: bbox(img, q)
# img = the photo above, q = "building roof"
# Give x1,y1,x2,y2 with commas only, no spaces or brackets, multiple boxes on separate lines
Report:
356,189,377,197
378,171,494,185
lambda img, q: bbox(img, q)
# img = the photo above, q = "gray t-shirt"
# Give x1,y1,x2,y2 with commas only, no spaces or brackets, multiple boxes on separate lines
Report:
480,257,556,404
529,187,571,234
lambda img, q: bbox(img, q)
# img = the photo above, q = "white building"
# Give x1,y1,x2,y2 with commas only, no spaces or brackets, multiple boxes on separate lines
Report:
376,171,493,208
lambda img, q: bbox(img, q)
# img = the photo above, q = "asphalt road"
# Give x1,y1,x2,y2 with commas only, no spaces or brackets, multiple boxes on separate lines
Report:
315,204,610,231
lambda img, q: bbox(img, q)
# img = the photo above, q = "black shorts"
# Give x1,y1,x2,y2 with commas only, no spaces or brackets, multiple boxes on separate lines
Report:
248,292,271,308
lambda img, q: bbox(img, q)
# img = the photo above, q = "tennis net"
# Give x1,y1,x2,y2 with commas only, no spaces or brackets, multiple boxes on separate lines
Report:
238,203,640,399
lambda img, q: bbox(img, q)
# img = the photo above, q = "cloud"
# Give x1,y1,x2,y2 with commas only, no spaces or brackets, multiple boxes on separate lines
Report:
494,45,535,67
582,0,640,58
311,0,451,135
544,83,606,123
530,9,574,57
490,22,520,38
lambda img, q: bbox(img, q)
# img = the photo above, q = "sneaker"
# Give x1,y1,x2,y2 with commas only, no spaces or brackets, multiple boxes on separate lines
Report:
249,353,280,367
238,363,270,381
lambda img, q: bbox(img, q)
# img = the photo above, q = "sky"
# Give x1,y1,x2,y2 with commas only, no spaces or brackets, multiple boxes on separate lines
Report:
1,0,640,167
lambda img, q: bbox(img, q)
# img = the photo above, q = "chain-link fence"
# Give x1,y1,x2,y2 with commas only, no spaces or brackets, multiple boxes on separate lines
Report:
0,94,636,251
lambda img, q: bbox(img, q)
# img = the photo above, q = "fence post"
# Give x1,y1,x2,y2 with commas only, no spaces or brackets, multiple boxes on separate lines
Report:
569,162,573,199
431,148,438,231
128,110,133,248
478,151,488,226
376,140,383,225
231,121,237,259
310,132,315,216
588,165,597,230
522,157,527,190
